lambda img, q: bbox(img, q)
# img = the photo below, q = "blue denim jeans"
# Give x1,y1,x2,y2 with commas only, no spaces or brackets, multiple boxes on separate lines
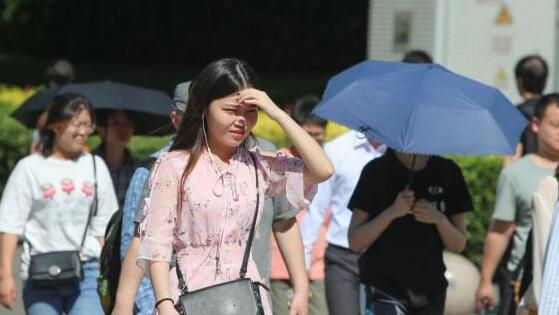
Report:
23,260,104,315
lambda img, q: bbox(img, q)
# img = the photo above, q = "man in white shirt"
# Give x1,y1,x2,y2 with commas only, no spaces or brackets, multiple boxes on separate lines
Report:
300,130,386,315
539,203,559,313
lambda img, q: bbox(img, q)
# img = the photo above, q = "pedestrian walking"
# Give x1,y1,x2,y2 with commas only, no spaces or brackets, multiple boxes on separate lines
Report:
0,93,118,315
137,58,333,315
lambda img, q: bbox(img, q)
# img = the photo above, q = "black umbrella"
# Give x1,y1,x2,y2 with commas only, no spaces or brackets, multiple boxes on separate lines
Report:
60,81,173,135
10,88,57,128
11,81,174,135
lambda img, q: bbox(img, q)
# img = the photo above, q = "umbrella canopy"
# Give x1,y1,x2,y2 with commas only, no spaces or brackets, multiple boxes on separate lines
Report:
314,60,528,156
11,81,173,135
10,88,57,128
60,81,173,135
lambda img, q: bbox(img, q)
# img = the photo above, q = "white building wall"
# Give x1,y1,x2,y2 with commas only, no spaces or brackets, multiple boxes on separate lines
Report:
368,0,558,103
440,1,557,103
367,0,437,61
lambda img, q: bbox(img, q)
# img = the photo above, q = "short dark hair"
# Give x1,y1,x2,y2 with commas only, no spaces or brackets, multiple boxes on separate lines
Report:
292,94,327,128
402,50,433,64
40,92,94,157
515,55,548,94
534,93,559,120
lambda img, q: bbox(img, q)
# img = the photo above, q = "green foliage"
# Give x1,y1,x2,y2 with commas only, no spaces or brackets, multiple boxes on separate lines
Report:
0,114,31,194
0,0,21,24
453,156,503,266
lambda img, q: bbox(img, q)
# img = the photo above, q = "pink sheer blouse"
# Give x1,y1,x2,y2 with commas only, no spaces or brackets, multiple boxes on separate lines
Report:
138,147,316,314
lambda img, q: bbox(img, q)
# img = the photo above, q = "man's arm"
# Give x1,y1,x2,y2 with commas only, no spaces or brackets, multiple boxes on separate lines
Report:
475,220,516,311
348,190,414,253
112,167,150,314
120,168,149,260
412,200,467,253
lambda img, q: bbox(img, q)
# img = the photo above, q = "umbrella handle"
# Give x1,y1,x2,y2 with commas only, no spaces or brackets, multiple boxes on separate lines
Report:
406,155,417,213
406,154,417,189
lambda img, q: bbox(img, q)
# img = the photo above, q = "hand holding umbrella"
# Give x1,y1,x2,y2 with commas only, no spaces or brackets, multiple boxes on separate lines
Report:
413,199,445,225
387,190,415,219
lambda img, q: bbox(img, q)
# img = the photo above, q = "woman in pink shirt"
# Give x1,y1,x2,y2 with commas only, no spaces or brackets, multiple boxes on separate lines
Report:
270,95,331,315
137,58,333,315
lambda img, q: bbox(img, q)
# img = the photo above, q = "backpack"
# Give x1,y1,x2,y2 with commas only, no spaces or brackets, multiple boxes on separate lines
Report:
97,157,157,314
97,208,123,314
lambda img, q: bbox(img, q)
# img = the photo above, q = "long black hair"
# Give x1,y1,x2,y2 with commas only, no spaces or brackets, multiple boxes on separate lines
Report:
39,92,95,157
170,57,260,208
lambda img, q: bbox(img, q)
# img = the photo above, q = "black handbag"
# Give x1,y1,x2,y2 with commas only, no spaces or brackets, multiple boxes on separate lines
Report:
174,153,264,315
28,154,98,287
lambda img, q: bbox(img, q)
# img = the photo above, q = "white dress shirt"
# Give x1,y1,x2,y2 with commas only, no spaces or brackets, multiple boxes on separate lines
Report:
539,200,559,313
301,130,386,263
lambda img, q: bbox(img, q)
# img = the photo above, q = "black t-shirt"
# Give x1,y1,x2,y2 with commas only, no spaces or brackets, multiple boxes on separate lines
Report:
348,150,473,309
517,99,538,155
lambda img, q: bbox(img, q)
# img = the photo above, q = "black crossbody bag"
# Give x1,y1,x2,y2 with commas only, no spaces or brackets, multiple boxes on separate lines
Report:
28,155,98,287
174,153,264,315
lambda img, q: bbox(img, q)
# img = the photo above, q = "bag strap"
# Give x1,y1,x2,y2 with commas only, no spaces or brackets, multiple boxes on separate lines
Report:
240,152,260,279
79,154,98,251
176,152,260,293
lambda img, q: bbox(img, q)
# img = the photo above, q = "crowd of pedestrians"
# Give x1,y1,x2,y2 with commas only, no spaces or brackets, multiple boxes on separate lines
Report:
0,51,558,315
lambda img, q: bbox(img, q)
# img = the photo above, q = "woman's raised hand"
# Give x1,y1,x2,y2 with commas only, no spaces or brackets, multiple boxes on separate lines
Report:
237,88,284,121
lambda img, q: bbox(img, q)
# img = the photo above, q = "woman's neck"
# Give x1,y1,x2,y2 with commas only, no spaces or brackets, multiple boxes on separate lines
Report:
51,145,81,161
207,141,236,164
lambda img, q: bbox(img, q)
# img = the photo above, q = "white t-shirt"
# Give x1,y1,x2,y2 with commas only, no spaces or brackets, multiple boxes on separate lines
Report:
0,153,118,279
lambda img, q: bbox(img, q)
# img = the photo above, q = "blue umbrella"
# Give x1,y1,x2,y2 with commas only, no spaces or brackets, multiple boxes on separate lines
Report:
314,60,528,156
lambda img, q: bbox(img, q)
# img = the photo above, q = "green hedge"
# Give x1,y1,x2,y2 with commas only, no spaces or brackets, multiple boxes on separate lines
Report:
0,112,500,266
0,110,31,194
453,156,502,266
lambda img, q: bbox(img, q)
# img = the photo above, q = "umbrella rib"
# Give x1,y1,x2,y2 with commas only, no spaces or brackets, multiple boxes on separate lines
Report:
401,67,430,153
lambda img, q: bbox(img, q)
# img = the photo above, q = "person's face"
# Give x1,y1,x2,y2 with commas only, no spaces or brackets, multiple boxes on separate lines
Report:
98,111,134,146
206,90,258,150
532,104,559,155
302,122,326,144
52,109,94,155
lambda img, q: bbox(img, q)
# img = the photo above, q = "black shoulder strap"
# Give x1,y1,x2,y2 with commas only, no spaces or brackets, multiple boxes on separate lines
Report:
240,153,260,278
176,152,260,293
79,154,98,251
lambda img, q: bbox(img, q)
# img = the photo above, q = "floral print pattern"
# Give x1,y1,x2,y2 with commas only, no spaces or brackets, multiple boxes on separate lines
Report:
138,147,316,314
